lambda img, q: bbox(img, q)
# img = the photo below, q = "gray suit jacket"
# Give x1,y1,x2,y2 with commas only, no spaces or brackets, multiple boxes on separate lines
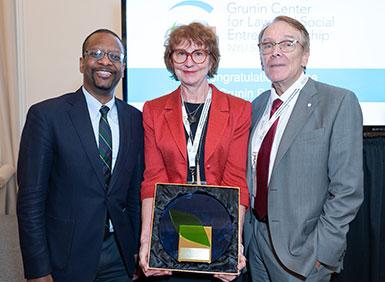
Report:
243,78,364,277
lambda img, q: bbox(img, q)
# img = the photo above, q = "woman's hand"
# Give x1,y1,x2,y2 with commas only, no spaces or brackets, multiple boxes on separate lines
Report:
139,240,172,277
213,245,246,282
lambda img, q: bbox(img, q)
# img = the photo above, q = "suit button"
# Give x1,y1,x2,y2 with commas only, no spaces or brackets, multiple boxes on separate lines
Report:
207,165,211,169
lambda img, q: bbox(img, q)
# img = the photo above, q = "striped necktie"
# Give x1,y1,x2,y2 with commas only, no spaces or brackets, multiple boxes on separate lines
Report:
99,105,112,189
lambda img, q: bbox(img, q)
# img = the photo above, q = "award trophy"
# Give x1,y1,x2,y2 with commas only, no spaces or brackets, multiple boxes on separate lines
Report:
148,183,240,274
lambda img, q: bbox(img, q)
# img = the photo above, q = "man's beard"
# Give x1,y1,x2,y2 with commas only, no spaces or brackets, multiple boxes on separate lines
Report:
92,70,120,93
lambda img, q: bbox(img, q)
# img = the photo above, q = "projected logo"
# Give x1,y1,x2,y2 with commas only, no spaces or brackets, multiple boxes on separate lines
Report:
166,1,215,40
169,1,214,13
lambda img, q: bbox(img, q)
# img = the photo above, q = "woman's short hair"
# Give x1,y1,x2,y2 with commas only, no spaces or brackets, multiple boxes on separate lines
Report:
164,22,220,80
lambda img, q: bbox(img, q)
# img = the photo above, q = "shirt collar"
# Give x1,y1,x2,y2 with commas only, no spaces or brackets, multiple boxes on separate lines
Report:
82,86,116,117
270,73,307,103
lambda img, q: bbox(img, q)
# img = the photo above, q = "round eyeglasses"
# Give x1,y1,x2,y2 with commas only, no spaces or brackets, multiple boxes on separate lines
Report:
258,40,303,55
171,49,209,64
84,49,125,63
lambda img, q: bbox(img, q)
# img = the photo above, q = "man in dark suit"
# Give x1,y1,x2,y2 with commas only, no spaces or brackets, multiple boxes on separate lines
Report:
244,16,363,281
17,29,143,282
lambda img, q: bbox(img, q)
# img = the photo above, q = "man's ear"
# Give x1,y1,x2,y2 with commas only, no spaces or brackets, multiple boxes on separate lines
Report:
121,62,126,78
79,57,84,74
301,50,310,69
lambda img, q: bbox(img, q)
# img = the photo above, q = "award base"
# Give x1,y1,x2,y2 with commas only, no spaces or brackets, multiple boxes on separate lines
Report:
178,225,212,263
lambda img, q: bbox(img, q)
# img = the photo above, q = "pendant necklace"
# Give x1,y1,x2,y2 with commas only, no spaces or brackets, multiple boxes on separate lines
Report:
184,102,204,124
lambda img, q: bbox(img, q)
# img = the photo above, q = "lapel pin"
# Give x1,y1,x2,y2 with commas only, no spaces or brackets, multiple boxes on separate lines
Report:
307,103,312,108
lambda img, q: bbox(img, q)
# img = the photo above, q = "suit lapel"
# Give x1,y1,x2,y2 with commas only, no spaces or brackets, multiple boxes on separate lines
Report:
252,93,270,128
274,79,319,166
249,91,270,152
108,100,131,191
67,88,105,189
205,85,229,162
164,88,187,160
247,92,270,198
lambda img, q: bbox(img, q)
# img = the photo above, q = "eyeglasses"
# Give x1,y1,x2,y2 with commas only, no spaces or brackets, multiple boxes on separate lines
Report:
83,49,125,63
171,49,209,64
258,40,303,55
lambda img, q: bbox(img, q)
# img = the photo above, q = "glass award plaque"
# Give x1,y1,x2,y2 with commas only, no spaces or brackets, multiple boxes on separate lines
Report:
148,183,240,274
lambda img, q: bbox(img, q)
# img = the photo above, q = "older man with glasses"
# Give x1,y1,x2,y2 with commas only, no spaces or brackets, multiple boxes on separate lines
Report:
243,16,363,282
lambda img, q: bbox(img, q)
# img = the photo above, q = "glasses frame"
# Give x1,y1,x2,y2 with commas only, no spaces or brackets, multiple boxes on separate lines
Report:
171,49,210,64
258,39,303,55
83,49,125,63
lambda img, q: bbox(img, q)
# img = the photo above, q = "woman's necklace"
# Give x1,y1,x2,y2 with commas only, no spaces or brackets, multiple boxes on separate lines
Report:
181,86,208,124
184,102,204,124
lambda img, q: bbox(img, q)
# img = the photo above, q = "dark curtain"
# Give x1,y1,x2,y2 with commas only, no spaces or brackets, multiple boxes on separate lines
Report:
333,137,385,282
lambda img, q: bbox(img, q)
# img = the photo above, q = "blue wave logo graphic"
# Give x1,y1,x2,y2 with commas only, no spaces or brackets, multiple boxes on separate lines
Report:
170,1,214,13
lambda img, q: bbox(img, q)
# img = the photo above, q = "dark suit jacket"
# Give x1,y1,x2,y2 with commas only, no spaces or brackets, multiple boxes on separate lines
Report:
17,88,143,282
141,84,251,207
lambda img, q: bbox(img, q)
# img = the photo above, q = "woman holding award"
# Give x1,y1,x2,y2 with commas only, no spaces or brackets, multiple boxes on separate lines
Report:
139,22,251,282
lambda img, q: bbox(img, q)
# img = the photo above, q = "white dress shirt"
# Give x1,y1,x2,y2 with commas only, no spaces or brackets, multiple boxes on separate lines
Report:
83,87,120,232
82,86,120,172
252,73,308,184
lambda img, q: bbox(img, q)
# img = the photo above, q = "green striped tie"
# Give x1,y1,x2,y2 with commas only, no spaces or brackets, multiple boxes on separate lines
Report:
99,106,112,189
